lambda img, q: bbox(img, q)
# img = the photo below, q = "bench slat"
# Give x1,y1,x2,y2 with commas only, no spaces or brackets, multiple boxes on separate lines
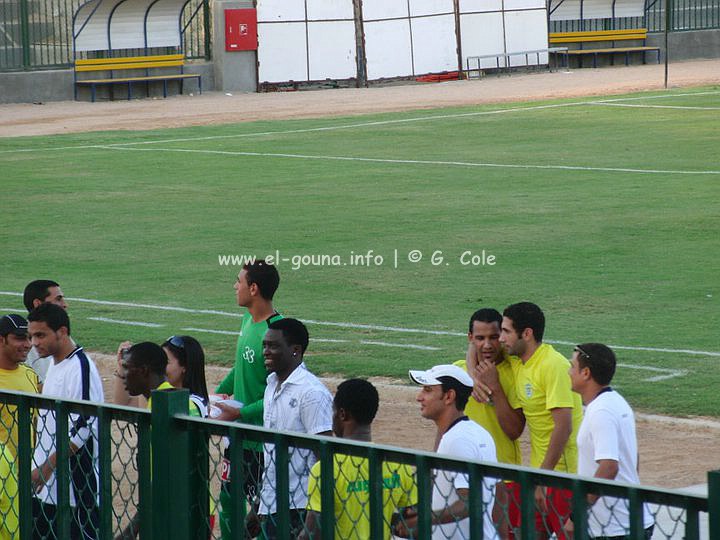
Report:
566,46,659,54
550,33,646,43
75,54,184,67
76,60,185,72
77,74,199,84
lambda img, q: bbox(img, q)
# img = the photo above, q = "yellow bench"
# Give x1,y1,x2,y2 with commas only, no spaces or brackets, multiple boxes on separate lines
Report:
548,29,660,68
74,53,202,102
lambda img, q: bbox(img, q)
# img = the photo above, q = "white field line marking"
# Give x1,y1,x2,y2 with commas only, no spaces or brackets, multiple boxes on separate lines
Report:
0,102,581,155
87,316,164,328
2,89,719,156
97,145,720,176
1,291,718,357
616,362,688,382
591,90,720,103
550,339,720,357
590,102,720,111
182,326,349,344
360,340,440,351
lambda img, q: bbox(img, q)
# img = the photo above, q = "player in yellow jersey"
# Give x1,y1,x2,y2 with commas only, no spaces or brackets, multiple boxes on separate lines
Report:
454,308,524,538
497,302,583,540
301,379,416,539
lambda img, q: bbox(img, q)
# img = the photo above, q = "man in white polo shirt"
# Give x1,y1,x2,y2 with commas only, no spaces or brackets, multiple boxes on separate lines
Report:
404,364,499,540
568,343,654,540
28,303,104,540
23,279,71,387
252,318,333,539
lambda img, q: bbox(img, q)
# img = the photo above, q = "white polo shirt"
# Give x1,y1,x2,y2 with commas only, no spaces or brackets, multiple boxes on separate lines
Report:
33,347,104,506
258,363,333,515
432,417,499,540
577,389,654,537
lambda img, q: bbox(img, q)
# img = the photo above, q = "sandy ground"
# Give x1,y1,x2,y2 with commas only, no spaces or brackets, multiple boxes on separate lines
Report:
6,59,720,489
1,59,720,138
92,353,720,491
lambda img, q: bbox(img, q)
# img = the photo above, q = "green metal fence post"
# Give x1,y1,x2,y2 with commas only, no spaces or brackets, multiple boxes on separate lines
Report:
274,433,290,536
137,412,153,540
97,407,113,539
571,478,589,540
17,396,33,539
18,0,31,69
55,401,71,539
318,441,334,540
467,463,484,540
188,419,210,539
518,470,535,540
150,389,191,540
368,448,384,539
416,455,432,540
202,0,211,60
709,470,720,540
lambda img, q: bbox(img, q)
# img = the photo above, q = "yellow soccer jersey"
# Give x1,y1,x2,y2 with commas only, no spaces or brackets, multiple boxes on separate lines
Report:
514,343,583,472
454,359,522,465
0,443,18,540
0,364,39,458
307,454,417,539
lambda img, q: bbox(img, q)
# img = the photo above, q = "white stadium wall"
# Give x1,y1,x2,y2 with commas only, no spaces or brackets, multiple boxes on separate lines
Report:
256,0,549,85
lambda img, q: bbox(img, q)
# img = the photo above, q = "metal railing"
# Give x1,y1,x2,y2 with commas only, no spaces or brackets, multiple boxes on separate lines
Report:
549,0,720,32
0,0,209,71
0,388,717,539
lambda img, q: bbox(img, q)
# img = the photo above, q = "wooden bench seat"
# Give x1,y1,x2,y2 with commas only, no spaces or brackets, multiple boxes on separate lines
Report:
548,29,660,68
74,53,202,102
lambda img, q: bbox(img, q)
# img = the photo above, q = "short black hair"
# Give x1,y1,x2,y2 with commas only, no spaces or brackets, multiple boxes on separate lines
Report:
468,308,502,333
576,343,617,386
128,342,168,377
267,318,309,354
503,302,545,342
23,280,60,312
437,376,471,411
243,260,280,300
28,302,70,335
334,379,379,425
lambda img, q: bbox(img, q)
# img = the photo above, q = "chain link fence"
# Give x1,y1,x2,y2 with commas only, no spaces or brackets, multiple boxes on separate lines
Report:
0,389,715,539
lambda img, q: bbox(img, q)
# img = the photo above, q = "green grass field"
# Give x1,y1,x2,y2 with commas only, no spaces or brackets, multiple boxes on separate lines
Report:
1,87,718,417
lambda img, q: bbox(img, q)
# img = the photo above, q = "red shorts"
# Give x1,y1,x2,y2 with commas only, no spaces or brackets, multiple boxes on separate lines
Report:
502,483,571,539
534,487,572,540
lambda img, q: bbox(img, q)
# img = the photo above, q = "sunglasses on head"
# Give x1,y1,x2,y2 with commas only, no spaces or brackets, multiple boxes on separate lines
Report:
574,345,591,360
166,335,185,349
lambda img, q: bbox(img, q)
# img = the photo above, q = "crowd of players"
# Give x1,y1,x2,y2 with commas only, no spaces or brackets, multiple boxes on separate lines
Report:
0,263,654,539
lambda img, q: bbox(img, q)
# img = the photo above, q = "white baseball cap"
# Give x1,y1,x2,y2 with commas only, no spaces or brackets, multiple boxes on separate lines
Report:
408,364,473,387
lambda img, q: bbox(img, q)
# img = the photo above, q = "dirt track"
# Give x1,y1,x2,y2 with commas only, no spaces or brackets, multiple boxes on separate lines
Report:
1,59,720,138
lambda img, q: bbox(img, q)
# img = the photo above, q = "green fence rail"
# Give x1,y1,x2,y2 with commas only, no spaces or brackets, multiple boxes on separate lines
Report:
0,388,717,539
0,0,209,71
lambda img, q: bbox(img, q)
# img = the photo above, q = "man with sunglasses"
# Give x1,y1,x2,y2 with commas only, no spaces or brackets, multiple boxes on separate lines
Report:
214,260,282,539
568,343,654,540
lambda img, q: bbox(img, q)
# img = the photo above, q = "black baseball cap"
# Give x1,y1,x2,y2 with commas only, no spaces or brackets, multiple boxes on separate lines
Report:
0,314,29,337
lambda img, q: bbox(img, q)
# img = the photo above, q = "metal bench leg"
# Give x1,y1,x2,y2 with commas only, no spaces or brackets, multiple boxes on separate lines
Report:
198,76,202,95
626,51,630,66
164,80,168,98
593,53,598,68
128,82,132,100
91,85,96,103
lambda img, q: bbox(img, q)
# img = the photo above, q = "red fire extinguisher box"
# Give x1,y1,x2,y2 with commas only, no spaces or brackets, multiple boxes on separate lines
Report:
225,8,257,51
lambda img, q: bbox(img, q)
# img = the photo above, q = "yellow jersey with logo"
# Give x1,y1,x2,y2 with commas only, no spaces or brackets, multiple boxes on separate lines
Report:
454,358,522,465
513,343,583,472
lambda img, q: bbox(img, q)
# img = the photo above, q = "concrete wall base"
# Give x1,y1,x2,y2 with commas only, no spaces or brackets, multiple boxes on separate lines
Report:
0,61,214,104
